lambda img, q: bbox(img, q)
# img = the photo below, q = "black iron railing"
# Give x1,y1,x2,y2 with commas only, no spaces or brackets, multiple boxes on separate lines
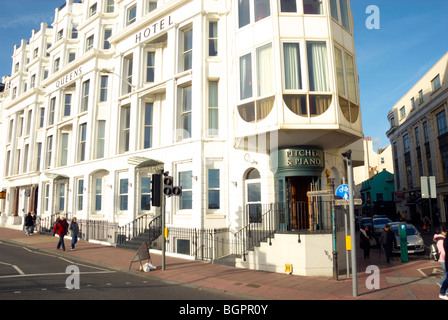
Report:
233,201,343,261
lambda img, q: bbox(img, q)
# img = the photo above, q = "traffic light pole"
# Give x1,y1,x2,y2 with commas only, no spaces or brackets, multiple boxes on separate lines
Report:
161,175,166,271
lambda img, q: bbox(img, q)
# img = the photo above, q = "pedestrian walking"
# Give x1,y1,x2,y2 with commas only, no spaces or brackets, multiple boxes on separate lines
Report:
24,212,34,236
439,226,448,300
379,224,396,263
30,211,37,233
360,225,371,259
53,216,69,251
434,226,448,287
69,217,79,251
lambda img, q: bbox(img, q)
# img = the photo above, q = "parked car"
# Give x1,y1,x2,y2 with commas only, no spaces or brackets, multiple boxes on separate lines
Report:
360,217,373,229
390,223,425,254
372,214,388,220
372,218,391,237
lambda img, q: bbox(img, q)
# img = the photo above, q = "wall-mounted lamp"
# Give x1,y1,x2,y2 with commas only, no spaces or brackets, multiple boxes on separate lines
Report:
244,153,258,165
231,181,238,187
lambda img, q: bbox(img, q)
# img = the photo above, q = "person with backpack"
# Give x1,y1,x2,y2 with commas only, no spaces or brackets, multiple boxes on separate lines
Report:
434,226,448,288
53,216,69,251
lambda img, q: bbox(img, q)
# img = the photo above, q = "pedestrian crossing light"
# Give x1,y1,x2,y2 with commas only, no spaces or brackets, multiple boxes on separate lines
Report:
163,176,173,196
163,176,182,197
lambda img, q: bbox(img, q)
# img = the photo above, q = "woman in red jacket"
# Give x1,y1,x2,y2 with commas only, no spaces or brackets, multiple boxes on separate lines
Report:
53,216,69,251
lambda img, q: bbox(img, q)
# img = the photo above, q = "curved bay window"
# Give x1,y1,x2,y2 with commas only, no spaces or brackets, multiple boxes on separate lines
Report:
339,97,359,123
335,47,359,123
283,94,332,117
238,43,275,123
238,97,275,123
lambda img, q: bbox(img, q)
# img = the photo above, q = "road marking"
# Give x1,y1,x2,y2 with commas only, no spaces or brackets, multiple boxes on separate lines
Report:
0,262,25,275
0,270,116,279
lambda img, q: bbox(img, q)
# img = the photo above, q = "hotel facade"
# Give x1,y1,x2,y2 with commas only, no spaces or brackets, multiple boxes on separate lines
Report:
0,0,363,276
387,51,448,226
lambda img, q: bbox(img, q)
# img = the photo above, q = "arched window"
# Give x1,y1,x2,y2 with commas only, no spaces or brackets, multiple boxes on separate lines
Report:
244,168,262,223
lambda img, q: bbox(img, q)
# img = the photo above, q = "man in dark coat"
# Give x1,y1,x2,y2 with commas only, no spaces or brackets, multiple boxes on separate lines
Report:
379,224,397,263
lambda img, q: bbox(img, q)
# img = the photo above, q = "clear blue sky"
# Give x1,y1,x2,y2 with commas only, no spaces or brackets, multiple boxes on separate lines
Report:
1,0,447,150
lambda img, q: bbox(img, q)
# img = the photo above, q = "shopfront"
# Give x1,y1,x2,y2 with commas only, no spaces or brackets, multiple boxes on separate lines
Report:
271,146,325,231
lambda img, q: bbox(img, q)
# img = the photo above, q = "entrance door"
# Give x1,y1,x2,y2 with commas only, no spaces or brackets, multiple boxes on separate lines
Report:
286,176,316,230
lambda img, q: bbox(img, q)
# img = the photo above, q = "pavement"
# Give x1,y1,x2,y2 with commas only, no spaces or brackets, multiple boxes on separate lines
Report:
0,227,445,300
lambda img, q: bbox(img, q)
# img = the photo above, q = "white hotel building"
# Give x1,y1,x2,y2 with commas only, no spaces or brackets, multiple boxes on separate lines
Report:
0,0,363,276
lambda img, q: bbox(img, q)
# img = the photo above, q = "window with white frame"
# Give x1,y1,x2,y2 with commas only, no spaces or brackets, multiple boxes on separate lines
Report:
123,55,133,94
36,143,42,171
58,183,66,212
127,4,137,26
245,168,261,223
330,0,350,31
208,21,218,57
79,123,87,162
283,42,302,90
86,35,94,52
81,80,90,112
140,176,151,211
96,120,106,159
106,0,114,13
147,0,157,13
23,144,29,173
30,74,36,88
181,27,193,72
26,110,32,136
280,0,296,12
104,29,112,50
143,103,153,149
208,169,220,210
60,132,69,166
89,3,97,17
100,76,108,102
94,177,102,211
46,135,53,169
120,106,131,153
119,178,129,211
179,171,192,210
39,108,45,127
71,26,78,39
57,30,64,41
335,46,358,123
208,80,219,136
4,151,10,176
53,58,60,73
64,93,72,117
49,97,56,125
178,85,192,140
68,52,76,63
238,43,275,123
44,183,50,211
303,0,323,14
76,178,84,211
146,52,155,83
238,0,270,28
